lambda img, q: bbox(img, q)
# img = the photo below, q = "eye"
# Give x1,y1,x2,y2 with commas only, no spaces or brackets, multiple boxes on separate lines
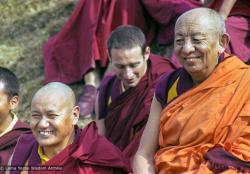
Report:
115,64,125,69
192,38,202,44
175,39,184,45
48,114,58,119
130,63,140,68
31,114,41,118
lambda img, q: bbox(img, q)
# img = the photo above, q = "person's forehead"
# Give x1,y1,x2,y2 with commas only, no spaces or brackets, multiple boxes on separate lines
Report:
110,47,143,62
175,14,216,35
32,91,67,107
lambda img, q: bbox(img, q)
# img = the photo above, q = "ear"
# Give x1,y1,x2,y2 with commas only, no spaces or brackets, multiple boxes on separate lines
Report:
144,46,151,61
72,106,80,125
9,96,19,110
218,33,230,54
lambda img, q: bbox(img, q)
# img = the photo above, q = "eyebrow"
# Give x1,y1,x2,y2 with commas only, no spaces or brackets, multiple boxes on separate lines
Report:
114,62,140,66
175,32,206,37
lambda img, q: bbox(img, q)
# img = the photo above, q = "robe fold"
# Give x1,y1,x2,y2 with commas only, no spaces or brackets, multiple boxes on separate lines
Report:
154,54,250,173
98,54,175,159
0,120,30,166
9,122,131,174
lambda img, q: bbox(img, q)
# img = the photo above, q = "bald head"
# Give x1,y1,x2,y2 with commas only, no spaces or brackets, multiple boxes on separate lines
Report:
173,7,230,84
30,82,80,152
32,82,76,108
176,8,226,36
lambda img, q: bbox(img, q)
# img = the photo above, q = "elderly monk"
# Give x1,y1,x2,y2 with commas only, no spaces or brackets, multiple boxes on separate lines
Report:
8,82,131,174
142,0,250,66
95,25,175,160
0,67,30,166
133,8,250,174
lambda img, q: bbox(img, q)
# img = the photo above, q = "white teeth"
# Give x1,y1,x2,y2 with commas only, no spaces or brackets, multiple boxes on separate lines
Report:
39,131,53,135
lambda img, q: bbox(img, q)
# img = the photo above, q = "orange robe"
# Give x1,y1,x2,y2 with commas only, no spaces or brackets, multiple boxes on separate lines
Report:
155,55,250,173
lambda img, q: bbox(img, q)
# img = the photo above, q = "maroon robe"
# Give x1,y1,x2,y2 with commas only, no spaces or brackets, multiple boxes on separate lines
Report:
98,54,175,159
42,0,155,84
9,122,131,174
0,120,30,166
42,0,250,84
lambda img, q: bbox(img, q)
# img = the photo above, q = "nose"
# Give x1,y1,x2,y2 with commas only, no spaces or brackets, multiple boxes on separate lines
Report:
38,117,50,128
124,67,134,79
182,39,195,55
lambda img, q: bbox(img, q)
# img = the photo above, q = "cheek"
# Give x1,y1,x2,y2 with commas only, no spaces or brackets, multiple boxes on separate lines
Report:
30,118,38,129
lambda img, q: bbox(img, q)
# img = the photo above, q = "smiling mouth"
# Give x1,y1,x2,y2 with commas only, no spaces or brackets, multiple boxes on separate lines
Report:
39,130,54,136
184,57,200,63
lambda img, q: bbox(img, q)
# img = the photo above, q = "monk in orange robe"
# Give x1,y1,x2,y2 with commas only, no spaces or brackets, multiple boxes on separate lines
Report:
133,8,250,174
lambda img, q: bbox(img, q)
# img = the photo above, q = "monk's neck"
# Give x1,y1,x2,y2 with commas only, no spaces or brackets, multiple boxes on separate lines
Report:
42,130,75,159
0,114,13,134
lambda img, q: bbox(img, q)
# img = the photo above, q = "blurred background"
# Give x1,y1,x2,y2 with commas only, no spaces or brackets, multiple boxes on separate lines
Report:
0,0,89,123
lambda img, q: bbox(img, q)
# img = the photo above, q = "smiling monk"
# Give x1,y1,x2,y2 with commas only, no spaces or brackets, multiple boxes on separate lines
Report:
8,82,131,174
133,8,250,174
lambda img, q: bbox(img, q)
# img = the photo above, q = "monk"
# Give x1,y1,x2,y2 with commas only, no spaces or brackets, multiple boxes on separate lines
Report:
0,67,30,166
142,0,250,65
8,82,131,174
95,25,175,160
133,8,250,174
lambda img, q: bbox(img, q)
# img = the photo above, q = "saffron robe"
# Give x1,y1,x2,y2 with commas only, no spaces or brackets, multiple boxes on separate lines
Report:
9,122,131,174
154,54,250,173
0,120,30,166
98,54,175,159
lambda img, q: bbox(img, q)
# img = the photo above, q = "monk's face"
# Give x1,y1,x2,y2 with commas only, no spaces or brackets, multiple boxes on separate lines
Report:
30,91,76,151
109,46,150,89
0,82,18,122
174,13,221,82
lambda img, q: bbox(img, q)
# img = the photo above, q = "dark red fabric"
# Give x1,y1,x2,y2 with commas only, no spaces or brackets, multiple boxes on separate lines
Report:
0,120,30,166
9,122,131,174
103,54,175,159
204,146,250,173
142,0,202,45
42,0,155,84
209,0,250,62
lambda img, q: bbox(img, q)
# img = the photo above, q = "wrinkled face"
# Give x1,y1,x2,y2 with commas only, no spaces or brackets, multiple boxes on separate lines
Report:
110,46,149,89
174,15,221,82
0,82,11,121
30,93,75,150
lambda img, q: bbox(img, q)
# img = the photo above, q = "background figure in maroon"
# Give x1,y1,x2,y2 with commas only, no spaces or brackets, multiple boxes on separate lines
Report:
95,25,176,160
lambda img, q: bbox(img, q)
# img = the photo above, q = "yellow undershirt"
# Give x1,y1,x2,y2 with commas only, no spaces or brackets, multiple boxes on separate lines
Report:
38,146,49,164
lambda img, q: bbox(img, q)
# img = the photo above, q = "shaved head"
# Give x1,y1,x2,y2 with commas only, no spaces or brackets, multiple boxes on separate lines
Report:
32,82,76,108
30,82,80,153
173,7,229,83
176,8,226,36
